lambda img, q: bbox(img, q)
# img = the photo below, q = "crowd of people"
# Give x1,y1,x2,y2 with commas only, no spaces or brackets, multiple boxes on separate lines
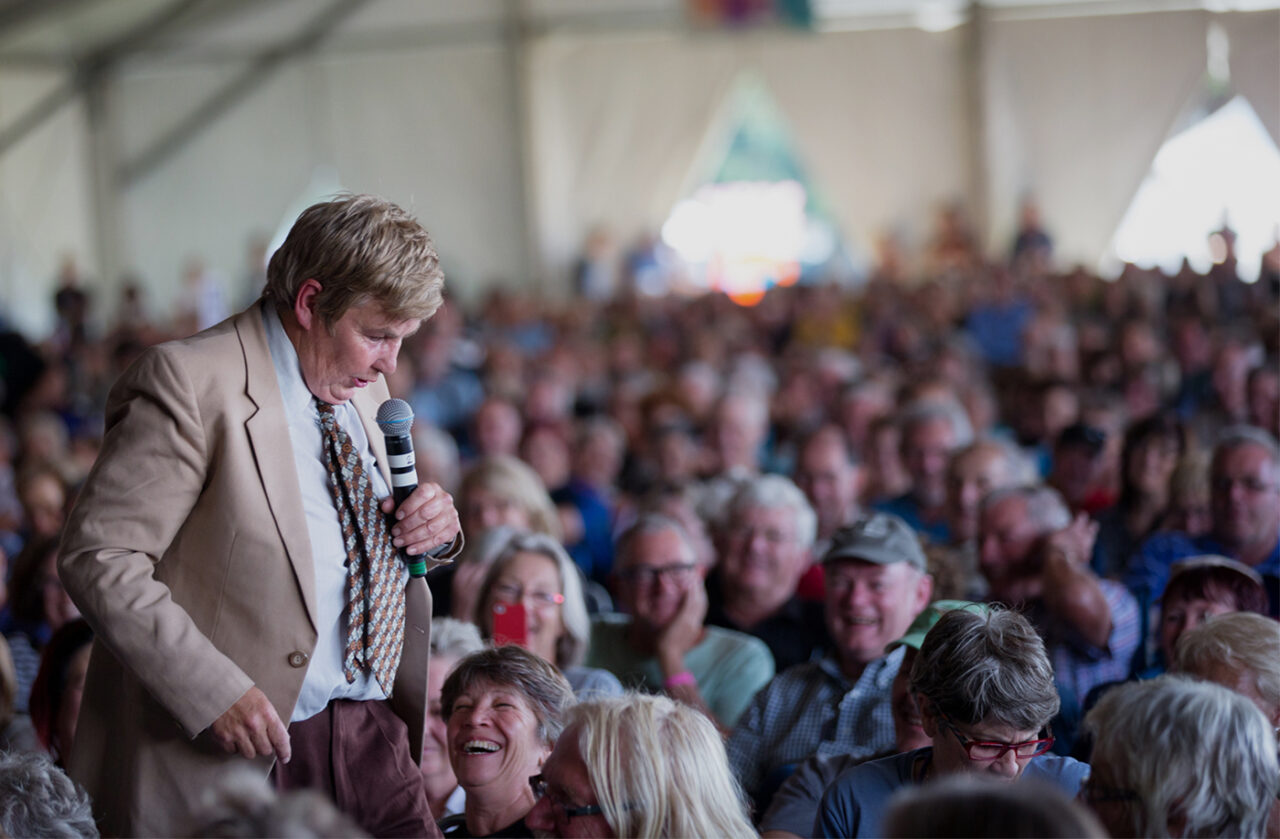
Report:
0,194,1278,837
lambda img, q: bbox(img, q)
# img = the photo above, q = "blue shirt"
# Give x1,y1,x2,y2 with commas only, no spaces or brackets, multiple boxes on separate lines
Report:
1126,530,1280,617
872,494,950,544
816,747,1090,838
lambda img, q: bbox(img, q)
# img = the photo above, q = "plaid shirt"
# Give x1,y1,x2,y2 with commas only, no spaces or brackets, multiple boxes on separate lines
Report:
726,647,903,807
1023,579,1141,707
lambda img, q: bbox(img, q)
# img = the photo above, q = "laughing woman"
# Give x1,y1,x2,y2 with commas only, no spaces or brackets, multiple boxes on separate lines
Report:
439,645,575,838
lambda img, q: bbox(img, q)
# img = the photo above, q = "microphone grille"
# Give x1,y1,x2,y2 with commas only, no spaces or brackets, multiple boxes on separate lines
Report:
376,398,414,436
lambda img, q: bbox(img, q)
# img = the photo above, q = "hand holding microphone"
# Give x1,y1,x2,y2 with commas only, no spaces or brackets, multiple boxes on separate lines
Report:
376,398,459,576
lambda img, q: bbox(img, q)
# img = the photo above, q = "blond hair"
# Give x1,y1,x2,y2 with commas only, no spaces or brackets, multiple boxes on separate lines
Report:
567,694,755,839
263,194,443,326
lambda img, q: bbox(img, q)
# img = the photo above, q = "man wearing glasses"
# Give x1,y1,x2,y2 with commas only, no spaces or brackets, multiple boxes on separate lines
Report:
816,608,1089,838
584,512,774,730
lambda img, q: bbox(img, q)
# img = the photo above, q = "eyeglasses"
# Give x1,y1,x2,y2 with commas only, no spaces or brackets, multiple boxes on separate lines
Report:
529,773,605,819
938,714,1055,761
492,583,565,608
616,563,697,585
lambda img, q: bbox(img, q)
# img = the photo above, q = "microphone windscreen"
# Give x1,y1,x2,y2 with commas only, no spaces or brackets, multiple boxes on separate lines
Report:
376,398,414,437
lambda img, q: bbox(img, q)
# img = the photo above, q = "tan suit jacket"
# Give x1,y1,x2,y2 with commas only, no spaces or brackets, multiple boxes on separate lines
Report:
59,303,452,837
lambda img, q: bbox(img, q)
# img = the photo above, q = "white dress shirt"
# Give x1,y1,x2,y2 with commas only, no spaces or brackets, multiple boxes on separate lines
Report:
263,307,393,721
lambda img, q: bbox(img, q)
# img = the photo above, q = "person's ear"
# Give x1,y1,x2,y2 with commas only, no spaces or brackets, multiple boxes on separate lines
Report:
293,279,323,332
914,572,934,612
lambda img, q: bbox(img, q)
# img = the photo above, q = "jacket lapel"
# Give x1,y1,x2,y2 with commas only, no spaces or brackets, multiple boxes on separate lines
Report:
238,303,319,632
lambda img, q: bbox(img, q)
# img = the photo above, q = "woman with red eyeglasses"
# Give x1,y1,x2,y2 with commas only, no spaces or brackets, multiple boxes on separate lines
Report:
816,607,1089,838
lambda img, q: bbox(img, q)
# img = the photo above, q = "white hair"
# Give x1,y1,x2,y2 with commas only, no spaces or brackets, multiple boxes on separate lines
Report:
728,474,817,550
1085,675,1278,839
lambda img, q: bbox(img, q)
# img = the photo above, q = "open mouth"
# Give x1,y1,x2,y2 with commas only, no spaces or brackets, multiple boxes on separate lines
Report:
462,740,501,755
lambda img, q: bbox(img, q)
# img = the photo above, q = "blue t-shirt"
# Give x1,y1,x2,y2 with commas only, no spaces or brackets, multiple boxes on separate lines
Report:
816,747,1090,838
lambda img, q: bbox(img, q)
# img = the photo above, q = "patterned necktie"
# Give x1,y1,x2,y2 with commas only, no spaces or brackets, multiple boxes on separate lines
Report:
315,398,406,694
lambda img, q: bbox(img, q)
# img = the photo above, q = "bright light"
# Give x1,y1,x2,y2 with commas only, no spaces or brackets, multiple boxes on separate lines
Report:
1105,97,1280,282
662,180,828,305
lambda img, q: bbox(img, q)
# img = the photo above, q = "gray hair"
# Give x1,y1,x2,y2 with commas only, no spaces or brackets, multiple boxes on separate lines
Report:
1085,675,1279,839
1174,612,1280,716
430,617,486,661
899,398,975,450
1213,425,1280,468
727,474,817,550
981,484,1071,532
565,693,754,839
190,768,365,838
614,512,696,571
0,751,98,839
909,607,1060,731
441,645,575,748
950,437,1037,486
474,531,592,669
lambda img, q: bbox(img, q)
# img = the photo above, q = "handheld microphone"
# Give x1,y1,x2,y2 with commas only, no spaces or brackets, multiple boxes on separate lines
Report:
376,398,447,577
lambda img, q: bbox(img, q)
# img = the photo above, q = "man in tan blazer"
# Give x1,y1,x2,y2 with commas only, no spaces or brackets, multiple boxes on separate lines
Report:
59,195,462,837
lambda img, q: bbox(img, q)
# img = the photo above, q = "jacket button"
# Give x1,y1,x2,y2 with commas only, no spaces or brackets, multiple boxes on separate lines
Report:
287,651,309,668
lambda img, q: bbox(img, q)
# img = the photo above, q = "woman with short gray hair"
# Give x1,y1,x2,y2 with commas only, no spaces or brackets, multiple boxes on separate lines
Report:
816,608,1088,838
1083,675,1278,838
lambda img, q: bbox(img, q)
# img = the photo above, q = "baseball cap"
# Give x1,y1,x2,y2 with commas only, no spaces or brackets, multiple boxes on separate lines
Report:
888,600,991,653
822,512,927,573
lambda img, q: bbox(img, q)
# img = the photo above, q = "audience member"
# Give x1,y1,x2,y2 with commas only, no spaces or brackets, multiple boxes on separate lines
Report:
1083,675,1277,838
816,608,1089,837
874,400,973,542
422,619,486,821
472,530,622,699
1152,555,1268,674
706,475,826,671
5,534,79,713
978,485,1140,747
588,513,774,729
190,768,368,838
758,600,982,839
0,750,98,838
795,425,864,556
28,618,92,765
882,775,1106,839
527,693,755,838
0,634,38,751
439,645,575,837
1128,426,1280,616
932,438,1031,597
728,513,931,815
1173,611,1280,729
1090,414,1185,578
468,396,523,460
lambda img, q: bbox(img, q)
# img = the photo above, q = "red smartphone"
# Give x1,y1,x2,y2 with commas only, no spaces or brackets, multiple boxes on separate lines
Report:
491,601,528,648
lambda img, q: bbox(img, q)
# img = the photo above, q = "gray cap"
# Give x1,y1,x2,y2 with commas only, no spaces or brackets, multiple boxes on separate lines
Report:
822,512,927,573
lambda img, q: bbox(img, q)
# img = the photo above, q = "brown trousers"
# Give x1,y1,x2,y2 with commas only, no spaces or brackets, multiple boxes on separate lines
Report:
275,699,442,838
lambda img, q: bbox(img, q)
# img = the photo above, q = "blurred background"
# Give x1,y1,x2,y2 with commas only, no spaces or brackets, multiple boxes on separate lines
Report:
0,0,1275,333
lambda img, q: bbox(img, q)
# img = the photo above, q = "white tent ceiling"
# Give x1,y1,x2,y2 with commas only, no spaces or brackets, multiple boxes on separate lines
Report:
0,0,1274,333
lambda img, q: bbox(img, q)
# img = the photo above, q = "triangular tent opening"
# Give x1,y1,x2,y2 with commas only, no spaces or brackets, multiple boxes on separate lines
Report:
660,75,852,305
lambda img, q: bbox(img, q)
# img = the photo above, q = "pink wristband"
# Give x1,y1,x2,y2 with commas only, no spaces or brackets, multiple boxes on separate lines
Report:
663,671,696,689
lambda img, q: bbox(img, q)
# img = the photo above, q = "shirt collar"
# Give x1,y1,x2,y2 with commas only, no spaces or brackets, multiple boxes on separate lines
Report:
262,304,320,419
